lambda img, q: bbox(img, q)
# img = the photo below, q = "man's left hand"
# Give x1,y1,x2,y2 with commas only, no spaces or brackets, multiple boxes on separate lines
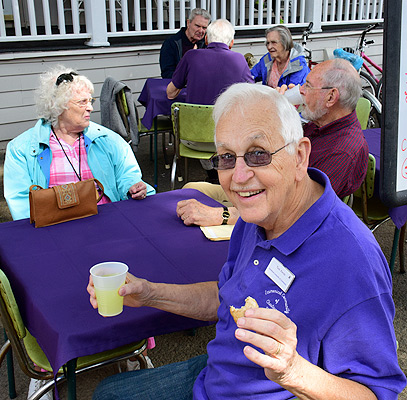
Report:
234,307,301,386
176,199,224,226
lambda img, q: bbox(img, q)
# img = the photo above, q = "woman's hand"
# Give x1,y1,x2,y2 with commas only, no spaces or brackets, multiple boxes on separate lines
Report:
87,272,152,309
128,181,147,200
234,307,301,387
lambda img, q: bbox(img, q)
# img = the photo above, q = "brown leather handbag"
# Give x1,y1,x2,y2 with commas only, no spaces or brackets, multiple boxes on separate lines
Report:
29,179,104,228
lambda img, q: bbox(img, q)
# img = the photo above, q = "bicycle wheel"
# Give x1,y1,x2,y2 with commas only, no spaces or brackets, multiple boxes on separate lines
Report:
360,70,377,95
362,89,382,128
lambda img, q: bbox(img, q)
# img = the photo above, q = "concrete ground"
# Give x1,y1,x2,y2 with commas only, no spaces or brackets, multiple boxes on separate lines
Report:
0,133,406,399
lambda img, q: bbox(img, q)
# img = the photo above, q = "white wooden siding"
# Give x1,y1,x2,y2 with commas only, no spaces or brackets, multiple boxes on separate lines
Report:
0,30,383,149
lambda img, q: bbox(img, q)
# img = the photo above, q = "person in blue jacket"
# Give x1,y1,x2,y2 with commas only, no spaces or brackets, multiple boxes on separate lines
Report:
4,66,155,222
251,25,310,88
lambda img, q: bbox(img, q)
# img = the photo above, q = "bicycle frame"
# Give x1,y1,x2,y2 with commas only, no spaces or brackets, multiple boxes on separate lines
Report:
361,53,383,84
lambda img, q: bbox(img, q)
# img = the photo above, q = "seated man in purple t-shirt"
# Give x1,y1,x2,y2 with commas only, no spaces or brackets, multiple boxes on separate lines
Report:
88,83,405,400
166,18,253,109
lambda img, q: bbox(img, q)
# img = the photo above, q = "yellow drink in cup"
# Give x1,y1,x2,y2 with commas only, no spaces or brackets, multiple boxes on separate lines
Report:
90,262,128,317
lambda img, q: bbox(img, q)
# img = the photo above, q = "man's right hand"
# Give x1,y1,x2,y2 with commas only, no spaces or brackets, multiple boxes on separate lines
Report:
87,273,151,309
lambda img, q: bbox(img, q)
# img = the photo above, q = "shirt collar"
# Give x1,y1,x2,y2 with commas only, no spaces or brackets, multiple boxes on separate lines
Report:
255,168,337,255
305,110,358,137
207,42,230,50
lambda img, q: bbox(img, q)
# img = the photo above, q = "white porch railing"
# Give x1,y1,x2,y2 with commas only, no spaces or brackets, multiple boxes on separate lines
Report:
0,0,384,47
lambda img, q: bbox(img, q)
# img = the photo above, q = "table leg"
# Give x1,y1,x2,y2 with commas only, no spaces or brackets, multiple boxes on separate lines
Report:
66,358,77,400
399,223,406,273
154,117,158,189
389,228,400,275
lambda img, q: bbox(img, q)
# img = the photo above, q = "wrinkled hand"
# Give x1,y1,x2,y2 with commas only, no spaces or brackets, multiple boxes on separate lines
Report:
87,272,151,309
234,307,300,386
176,199,223,226
276,83,295,95
128,181,147,200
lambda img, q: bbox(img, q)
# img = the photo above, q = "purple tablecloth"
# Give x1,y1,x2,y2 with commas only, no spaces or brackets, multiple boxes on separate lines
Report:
364,128,407,229
138,78,187,130
0,189,229,376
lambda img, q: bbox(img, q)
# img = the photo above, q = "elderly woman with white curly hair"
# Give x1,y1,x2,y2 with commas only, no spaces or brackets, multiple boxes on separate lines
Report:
4,66,155,221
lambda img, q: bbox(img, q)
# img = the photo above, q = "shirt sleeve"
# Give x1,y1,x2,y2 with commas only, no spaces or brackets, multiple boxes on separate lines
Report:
171,53,190,90
321,294,406,399
3,140,35,220
160,39,178,79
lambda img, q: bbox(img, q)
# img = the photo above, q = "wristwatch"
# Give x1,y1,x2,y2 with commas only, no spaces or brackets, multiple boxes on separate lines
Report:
221,206,230,225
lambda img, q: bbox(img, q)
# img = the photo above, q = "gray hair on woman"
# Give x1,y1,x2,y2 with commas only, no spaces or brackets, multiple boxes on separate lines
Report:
206,19,235,47
321,58,362,110
213,83,303,154
35,65,94,127
188,8,211,22
265,25,294,52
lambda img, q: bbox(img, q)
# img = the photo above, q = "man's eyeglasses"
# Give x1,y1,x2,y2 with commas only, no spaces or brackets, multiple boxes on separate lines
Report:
303,82,334,91
71,98,96,108
56,72,78,86
210,143,290,170
265,40,280,47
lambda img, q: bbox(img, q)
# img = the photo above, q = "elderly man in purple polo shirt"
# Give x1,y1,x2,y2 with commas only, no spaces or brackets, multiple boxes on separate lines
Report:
89,83,406,400
166,19,254,106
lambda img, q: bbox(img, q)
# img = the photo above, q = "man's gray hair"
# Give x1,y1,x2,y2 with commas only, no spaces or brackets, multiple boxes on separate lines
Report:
206,19,235,46
213,83,303,154
265,25,293,52
321,58,362,110
35,65,94,127
188,8,211,22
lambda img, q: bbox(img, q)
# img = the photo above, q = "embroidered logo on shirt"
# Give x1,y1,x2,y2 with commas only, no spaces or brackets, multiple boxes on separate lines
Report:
264,288,290,314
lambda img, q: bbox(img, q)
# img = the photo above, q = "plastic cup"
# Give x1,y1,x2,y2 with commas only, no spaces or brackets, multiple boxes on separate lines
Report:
90,262,128,317
284,85,304,106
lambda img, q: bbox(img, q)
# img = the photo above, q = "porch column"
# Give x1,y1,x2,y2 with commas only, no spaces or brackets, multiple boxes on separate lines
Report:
304,0,322,33
84,0,110,47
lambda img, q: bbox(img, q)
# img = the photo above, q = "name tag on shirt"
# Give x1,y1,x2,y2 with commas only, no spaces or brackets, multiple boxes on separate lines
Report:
265,257,295,293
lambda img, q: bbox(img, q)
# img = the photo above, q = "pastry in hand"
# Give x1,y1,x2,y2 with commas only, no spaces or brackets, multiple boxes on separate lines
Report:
230,296,259,323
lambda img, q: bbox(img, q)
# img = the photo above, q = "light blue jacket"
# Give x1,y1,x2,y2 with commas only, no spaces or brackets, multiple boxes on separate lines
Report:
4,119,155,220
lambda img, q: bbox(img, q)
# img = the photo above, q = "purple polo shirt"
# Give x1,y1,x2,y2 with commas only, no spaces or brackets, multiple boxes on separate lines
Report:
171,42,254,105
193,168,406,399
303,110,369,198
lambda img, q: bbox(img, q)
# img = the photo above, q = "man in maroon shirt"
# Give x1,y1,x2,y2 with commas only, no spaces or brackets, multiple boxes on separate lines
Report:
176,59,369,227
300,58,368,199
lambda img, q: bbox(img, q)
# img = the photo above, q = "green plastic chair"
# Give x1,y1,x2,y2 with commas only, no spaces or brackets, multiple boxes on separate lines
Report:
0,269,147,400
351,154,405,274
355,97,371,130
170,102,216,190
117,88,173,187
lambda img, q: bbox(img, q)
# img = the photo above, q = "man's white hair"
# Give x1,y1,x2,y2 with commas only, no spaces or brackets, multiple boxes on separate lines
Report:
213,83,303,154
206,19,235,46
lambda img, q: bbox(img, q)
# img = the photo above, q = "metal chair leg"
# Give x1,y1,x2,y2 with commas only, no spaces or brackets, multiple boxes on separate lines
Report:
4,330,16,399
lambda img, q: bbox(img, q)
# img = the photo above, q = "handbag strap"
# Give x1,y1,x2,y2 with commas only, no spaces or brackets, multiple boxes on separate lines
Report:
93,179,104,203
29,184,44,192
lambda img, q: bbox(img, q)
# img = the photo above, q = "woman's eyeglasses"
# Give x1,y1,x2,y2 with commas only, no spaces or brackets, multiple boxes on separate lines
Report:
55,72,78,86
210,143,290,170
71,98,96,108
